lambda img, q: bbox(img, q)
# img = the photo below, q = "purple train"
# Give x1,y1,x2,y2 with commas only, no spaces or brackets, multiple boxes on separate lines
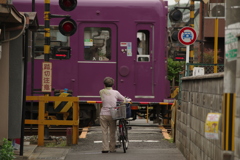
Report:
13,0,171,126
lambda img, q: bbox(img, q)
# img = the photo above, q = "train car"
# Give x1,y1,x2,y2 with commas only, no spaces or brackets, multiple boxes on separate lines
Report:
13,0,171,126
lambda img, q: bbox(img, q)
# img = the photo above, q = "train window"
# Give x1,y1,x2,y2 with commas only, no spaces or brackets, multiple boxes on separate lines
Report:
34,26,69,59
84,27,111,61
137,30,150,62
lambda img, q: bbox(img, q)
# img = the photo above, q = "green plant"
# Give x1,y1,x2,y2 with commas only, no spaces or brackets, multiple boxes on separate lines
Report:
45,140,67,147
167,58,185,86
168,138,174,143
196,48,223,64
0,138,15,160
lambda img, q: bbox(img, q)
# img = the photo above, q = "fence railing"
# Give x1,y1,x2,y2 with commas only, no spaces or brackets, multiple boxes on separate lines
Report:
185,63,224,76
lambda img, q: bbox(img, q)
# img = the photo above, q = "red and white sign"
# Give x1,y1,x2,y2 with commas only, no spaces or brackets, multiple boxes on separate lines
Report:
178,27,197,46
42,62,52,92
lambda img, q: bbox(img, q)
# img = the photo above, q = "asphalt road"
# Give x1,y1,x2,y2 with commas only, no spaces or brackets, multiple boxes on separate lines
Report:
65,119,186,160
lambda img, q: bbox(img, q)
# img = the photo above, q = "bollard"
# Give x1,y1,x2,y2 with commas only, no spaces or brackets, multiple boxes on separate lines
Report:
66,127,73,146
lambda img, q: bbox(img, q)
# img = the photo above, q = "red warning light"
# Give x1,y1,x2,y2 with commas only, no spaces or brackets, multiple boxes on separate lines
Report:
59,0,77,11
55,54,67,57
52,46,71,60
62,22,74,33
59,18,77,36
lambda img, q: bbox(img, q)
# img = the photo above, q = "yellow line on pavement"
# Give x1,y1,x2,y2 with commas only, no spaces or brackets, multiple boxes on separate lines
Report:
79,127,89,139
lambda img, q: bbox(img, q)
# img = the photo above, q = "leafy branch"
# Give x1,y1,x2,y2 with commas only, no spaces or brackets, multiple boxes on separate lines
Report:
0,138,15,160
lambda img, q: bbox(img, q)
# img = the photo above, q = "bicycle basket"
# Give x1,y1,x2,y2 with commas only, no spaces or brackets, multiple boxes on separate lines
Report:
110,105,126,120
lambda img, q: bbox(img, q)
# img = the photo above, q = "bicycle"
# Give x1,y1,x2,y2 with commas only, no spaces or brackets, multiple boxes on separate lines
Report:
116,116,129,153
110,103,131,153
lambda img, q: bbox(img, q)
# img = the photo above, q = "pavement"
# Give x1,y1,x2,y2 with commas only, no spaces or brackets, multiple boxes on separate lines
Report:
15,145,70,160
14,119,185,160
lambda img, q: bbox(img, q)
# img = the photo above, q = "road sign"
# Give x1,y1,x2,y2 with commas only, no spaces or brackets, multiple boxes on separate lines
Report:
42,62,52,92
178,27,197,46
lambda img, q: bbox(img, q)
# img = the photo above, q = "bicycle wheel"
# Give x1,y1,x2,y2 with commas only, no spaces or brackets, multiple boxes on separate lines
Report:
122,120,129,149
119,120,127,153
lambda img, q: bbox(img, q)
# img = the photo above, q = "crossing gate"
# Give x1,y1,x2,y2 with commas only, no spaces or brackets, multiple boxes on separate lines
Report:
25,96,79,146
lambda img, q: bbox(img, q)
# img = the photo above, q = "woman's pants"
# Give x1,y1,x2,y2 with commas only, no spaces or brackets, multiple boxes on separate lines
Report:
100,115,116,151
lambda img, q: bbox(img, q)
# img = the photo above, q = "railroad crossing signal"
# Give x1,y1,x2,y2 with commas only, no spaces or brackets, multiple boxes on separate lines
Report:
169,8,183,23
58,0,77,36
59,0,77,11
174,51,186,61
52,46,71,60
59,18,77,36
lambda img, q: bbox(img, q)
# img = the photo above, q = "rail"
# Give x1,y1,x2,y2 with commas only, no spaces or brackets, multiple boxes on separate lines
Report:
25,96,79,146
79,101,173,105
79,101,173,124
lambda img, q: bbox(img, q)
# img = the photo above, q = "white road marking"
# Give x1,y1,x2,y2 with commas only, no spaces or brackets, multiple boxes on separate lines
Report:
94,140,160,143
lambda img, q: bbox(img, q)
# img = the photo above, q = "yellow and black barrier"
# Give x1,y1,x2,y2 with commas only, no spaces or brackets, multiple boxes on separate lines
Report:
25,96,79,146
222,93,235,151
54,92,73,113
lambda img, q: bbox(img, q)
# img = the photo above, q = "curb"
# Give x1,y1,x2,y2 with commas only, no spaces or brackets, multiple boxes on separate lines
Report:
14,145,38,160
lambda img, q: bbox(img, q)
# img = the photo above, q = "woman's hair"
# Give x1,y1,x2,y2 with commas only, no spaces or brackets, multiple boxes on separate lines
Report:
103,77,114,87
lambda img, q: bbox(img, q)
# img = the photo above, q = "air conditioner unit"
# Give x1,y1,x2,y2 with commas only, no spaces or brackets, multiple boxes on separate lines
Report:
209,3,225,17
193,67,204,76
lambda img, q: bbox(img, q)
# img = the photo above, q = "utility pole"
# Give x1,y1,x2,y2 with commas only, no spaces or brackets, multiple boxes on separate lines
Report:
224,0,240,152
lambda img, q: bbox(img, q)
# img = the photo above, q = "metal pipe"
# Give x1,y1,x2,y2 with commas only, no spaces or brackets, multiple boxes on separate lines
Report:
20,20,28,156
214,18,218,73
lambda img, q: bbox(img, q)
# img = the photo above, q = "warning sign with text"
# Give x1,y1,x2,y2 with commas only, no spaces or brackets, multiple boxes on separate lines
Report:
42,62,52,92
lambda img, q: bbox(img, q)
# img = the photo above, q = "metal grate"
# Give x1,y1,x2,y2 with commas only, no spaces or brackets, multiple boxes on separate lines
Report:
185,63,224,76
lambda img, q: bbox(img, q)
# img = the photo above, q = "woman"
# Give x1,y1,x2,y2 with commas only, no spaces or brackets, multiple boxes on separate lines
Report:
99,77,131,153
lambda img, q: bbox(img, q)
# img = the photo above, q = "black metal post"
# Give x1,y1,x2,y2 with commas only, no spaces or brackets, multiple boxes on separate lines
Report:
20,18,29,156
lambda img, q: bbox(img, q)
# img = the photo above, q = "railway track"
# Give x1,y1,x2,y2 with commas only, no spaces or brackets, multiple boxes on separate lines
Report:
24,127,83,136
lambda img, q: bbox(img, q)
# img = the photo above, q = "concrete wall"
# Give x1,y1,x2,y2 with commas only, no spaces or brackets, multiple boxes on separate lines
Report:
176,73,224,160
0,33,10,140
8,31,24,139
0,30,24,141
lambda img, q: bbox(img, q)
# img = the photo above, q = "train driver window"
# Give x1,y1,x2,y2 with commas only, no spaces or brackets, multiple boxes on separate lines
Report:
84,27,111,61
34,26,69,59
137,30,150,62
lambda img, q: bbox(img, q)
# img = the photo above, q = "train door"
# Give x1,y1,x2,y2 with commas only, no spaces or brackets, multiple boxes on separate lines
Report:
77,23,117,100
134,23,154,98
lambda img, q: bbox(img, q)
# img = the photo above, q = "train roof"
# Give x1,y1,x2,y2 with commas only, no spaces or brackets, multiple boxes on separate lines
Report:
13,0,168,25
13,0,168,8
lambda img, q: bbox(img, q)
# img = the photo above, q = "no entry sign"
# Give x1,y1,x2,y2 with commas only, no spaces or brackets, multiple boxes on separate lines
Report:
178,27,197,46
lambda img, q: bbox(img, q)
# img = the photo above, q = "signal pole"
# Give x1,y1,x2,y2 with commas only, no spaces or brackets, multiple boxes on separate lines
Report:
189,0,194,68
44,0,51,62
42,0,52,93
